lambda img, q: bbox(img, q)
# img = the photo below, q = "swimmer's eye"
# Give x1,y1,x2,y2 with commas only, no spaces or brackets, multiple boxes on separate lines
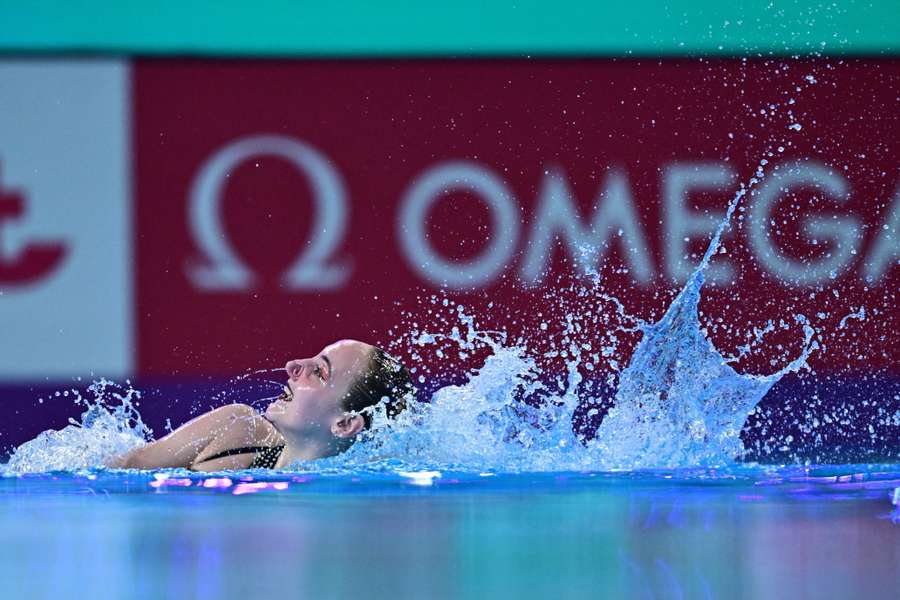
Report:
314,365,327,384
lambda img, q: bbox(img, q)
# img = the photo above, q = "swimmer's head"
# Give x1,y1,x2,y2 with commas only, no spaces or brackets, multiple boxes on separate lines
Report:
266,339,415,454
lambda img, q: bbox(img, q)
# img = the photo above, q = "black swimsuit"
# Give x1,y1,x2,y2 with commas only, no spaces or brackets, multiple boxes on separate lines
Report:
199,445,285,469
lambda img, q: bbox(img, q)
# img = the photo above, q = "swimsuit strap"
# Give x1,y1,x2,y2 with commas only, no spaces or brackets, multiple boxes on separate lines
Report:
200,446,273,463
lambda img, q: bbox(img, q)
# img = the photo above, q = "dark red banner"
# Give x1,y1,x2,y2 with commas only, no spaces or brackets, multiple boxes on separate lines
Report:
135,59,899,378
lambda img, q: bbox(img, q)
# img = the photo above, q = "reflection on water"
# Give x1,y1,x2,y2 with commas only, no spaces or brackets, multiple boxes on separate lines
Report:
0,468,897,599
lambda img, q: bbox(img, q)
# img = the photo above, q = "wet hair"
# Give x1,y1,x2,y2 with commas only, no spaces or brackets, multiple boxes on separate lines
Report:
340,347,416,429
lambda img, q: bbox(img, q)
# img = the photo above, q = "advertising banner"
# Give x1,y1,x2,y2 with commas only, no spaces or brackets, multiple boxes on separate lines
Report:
0,60,132,380
134,59,898,380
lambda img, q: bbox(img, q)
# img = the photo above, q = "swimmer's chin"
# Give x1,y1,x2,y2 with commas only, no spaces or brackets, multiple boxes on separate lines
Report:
265,400,288,419
263,388,292,420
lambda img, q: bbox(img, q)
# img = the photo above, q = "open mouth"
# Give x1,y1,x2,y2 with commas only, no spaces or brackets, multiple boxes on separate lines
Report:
277,386,293,402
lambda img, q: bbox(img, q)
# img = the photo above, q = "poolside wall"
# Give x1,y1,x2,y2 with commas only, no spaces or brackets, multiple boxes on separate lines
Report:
0,4,897,460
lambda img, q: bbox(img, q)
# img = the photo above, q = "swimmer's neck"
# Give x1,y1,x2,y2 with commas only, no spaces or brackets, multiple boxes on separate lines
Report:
275,435,345,468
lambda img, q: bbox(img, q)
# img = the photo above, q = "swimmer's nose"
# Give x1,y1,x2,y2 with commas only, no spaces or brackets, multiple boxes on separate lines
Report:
286,360,304,380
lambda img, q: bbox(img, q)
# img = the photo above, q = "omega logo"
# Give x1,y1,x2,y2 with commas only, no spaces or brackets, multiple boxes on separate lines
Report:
187,135,350,290
186,135,899,292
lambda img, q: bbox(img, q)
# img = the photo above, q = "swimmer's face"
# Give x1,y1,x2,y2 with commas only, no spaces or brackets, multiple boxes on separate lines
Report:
266,339,373,441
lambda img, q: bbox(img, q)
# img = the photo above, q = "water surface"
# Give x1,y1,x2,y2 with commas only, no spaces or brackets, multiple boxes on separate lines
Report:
2,464,897,599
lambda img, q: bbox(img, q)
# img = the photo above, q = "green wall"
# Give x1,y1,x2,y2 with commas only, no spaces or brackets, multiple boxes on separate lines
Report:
1,0,899,56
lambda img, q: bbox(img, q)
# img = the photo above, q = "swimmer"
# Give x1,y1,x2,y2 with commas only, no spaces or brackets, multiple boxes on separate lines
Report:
107,340,414,471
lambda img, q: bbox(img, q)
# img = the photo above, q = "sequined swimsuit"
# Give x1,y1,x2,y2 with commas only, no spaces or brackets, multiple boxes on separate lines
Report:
199,445,285,469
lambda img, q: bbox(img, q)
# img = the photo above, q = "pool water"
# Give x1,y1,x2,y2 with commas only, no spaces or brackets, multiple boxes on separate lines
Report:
2,464,897,599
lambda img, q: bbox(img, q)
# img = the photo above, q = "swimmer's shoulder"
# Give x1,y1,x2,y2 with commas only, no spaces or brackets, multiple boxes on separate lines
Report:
190,404,283,470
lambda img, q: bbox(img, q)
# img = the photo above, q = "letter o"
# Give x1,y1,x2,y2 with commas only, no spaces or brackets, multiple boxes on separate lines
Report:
398,161,520,289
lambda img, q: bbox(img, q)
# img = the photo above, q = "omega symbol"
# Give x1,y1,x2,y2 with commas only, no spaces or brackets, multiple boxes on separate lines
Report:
186,135,351,291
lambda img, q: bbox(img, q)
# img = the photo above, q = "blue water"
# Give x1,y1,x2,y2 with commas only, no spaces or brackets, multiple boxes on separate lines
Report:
1,464,897,599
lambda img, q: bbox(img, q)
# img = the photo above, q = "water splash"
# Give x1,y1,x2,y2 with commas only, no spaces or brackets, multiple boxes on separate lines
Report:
588,270,815,469
4,379,149,473
330,199,817,471
584,179,817,468
4,181,820,474
2,137,834,475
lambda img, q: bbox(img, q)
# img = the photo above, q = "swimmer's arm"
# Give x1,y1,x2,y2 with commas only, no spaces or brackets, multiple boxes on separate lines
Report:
106,404,264,469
